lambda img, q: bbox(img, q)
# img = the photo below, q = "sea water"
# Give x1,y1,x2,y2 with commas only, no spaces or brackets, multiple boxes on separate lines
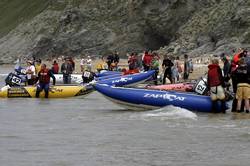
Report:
0,65,250,166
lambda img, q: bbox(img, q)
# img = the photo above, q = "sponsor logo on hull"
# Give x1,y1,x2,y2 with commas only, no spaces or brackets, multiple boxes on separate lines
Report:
144,93,185,101
112,77,133,84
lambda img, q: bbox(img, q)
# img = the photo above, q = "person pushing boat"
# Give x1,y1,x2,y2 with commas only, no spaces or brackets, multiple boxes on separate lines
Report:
35,64,56,98
207,58,226,113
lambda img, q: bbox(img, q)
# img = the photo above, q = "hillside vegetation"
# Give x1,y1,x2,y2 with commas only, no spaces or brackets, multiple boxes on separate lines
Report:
0,0,250,63
0,0,51,37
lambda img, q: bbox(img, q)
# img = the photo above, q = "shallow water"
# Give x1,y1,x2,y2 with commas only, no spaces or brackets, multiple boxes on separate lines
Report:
1,66,250,166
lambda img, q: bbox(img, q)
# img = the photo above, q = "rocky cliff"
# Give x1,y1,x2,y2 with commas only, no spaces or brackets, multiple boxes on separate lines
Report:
0,0,250,63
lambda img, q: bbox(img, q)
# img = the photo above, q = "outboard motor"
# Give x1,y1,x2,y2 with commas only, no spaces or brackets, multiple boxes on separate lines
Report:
5,73,24,87
14,65,26,75
82,71,95,83
193,76,209,95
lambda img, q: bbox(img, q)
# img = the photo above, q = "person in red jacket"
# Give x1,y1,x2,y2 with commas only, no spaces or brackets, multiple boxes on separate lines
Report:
142,51,152,71
51,60,59,74
207,58,226,113
231,49,247,112
36,64,56,98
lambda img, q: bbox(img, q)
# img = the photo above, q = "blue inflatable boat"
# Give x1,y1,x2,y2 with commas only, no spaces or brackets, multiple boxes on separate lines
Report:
95,73,122,81
97,70,155,86
96,71,122,77
94,84,228,112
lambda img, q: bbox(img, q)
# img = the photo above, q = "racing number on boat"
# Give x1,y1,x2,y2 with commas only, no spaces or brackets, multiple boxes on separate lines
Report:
11,76,22,85
194,80,207,95
83,72,91,78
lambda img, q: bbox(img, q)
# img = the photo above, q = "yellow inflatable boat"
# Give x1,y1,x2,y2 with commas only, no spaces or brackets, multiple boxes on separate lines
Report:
0,85,94,98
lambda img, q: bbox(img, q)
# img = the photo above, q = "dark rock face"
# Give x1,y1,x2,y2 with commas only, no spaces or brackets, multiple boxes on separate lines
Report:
0,0,250,63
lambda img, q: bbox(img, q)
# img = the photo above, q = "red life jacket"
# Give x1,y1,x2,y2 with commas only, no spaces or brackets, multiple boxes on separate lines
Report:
52,63,59,74
231,52,241,72
207,64,222,87
39,69,50,84
143,54,152,66
123,69,139,75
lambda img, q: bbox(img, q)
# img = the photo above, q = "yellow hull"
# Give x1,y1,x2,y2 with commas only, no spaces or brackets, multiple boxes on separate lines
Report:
0,85,93,98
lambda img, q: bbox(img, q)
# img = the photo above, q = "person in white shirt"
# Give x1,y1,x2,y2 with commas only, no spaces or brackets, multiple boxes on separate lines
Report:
80,57,86,72
26,60,36,85
86,56,92,71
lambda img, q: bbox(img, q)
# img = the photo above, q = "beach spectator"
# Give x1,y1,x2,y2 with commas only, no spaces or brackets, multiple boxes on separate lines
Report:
162,55,173,84
183,54,190,80
142,51,152,71
176,56,182,81
189,59,193,73
171,57,179,83
113,52,120,71
86,56,92,71
51,60,59,74
35,59,42,74
61,58,74,84
207,58,226,113
128,53,138,70
95,56,106,72
151,53,160,85
106,53,114,71
25,60,36,85
69,57,75,72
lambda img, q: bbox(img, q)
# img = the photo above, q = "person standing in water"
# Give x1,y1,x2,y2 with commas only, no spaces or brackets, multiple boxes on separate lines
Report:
207,58,226,113
162,55,173,84
35,64,56,98
234,58,250,113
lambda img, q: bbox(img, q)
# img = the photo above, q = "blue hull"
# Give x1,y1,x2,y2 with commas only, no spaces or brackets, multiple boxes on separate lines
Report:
94,84,228,113
96,71,122,77
95,74,122,81
97,71,155,86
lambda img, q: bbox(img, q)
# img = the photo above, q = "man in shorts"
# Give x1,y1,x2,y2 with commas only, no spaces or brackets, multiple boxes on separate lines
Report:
207,58,226,113
235,58,250,113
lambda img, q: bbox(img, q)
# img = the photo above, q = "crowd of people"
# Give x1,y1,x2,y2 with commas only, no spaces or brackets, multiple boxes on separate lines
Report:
11,48,250,112
17,57,74,98
207,49,250,113
94,49,249,114
109,51,194,85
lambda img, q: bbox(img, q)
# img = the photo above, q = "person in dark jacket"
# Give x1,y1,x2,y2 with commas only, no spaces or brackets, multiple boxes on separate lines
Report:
234,58,250,113
106,54,114,71
36,64,56,98
221,56,231,90
61,58,74,84
162,55,173,84
113,52,120,71
183,54,190,80
231,51,246,112
246,53,250,76
207,59,226,113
